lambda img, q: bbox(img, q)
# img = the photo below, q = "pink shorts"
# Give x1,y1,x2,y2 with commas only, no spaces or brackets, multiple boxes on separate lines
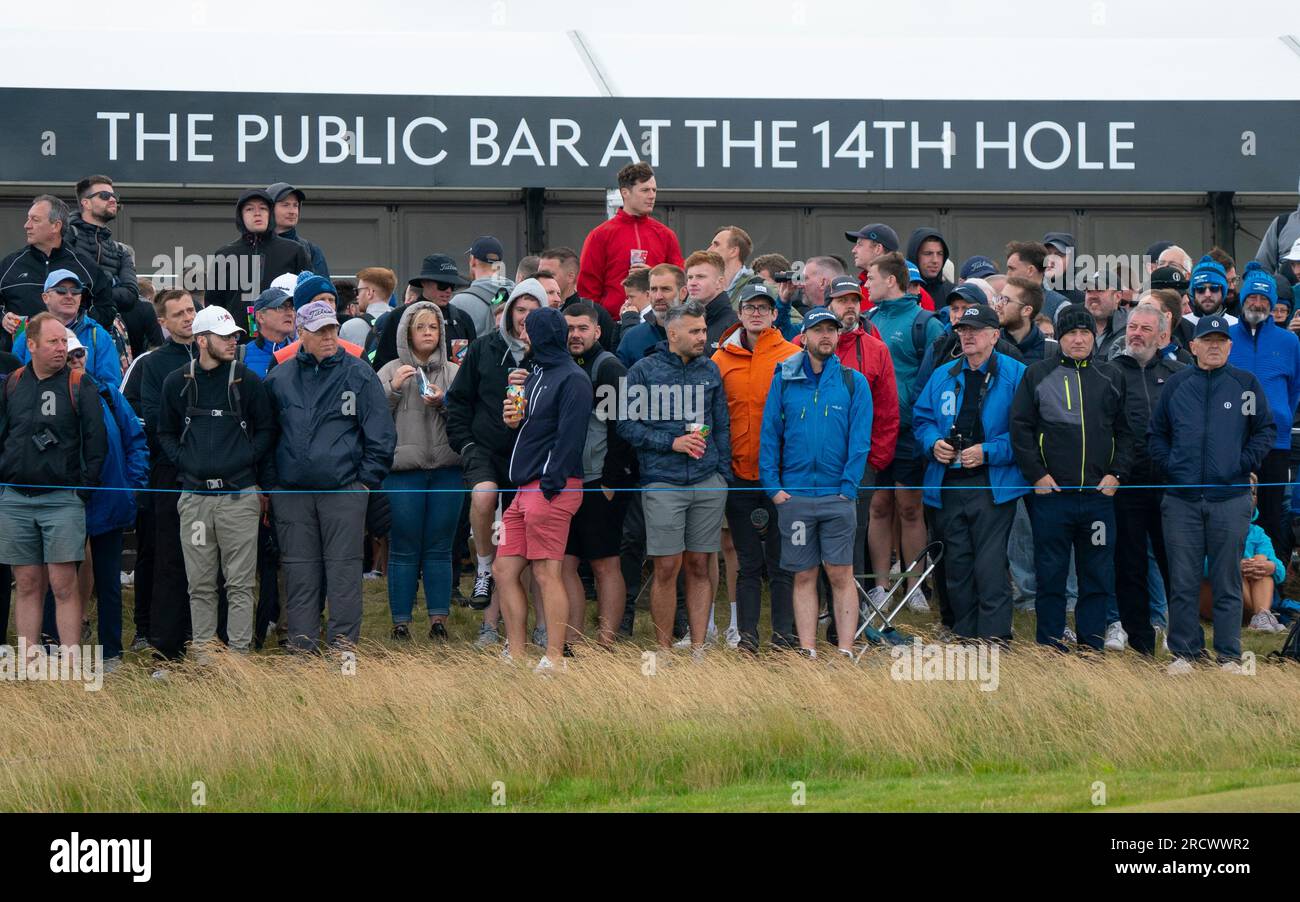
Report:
498,478,583,561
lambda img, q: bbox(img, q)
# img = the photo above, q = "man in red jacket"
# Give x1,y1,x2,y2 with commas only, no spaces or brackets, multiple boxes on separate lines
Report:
794,275,900,599
578,162,684,317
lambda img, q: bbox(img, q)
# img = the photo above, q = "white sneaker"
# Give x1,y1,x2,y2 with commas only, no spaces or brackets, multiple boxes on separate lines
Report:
1166,657,1194,676
724,624,741,649
474,623,500,649
1248,611,1285,633
120,570,134,587
1062,626,1078,644
690,645,707,664
533,655,566,675
1220,660,1244,675
672,632,692,649
865,586,887,612
363,570,384,581
1104,621,1128,652
705,620,718,644
906,591,931,614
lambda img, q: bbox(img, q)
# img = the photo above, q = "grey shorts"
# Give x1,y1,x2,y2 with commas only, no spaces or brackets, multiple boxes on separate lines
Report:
776,493,857,572
642,473,727,556
0,488,86,565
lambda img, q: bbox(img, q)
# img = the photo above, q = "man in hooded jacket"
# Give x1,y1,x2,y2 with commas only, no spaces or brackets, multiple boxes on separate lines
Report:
206,188,312,330
906,227,956,309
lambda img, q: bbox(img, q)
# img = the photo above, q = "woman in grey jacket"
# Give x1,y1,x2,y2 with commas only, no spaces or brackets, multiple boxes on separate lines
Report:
378,301,462,640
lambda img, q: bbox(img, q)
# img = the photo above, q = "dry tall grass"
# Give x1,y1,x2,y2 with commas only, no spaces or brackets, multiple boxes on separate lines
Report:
2,638,1299,811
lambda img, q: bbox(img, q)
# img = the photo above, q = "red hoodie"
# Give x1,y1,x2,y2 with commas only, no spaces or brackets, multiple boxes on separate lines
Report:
577,209,684,317
856,270,934,312
794,321,900,472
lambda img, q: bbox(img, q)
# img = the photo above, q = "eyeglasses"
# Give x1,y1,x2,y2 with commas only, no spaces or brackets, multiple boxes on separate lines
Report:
87,191,119,202
47,286,78,296
1194,285,1223,295
739,304,774,314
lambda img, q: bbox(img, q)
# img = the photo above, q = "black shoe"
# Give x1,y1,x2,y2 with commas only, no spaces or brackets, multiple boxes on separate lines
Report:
429,621,449,641
737,635,759,656
470,572,494,610
562,642,575,658
391,623,411,641
450,586,469,608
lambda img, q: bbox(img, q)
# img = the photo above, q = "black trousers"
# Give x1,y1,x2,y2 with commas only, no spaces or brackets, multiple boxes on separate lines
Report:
133,500,155,640
1114,488,1170,656
254,512,281,647
726,480,794,647
1255,448,1291,561
149,464,191,661
925,504,953,629
934,480,1016,641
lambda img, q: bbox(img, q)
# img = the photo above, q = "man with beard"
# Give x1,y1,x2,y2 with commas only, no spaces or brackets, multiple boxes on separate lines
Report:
1109,301,1185,655
1080,269,1127,359
997,277,1056,364
1184,255,1237,327
65,175,139,327
760,308,872,657
1228,264,1300,560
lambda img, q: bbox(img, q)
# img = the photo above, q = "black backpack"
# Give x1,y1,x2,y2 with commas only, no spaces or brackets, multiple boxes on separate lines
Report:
867,305,936,362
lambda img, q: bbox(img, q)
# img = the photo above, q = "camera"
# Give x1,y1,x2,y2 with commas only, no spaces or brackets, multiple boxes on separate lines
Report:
772,270,804,285
31,427,59,452
947,428,967,468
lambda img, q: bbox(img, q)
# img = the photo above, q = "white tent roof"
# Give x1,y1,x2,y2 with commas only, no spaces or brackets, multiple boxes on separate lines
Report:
1,0,1297,100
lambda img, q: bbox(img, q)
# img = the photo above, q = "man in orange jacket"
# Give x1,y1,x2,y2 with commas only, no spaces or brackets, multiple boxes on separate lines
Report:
712,283,800,652
578,162,684,318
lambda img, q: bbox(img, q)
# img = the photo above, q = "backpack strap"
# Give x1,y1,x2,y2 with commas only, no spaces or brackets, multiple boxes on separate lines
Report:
6,365,81,415
910,309,936,360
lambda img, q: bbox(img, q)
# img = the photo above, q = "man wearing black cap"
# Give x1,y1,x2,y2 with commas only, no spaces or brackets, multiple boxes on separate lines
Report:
846,223,899,308
267,182,330,278
1148,266,1195,348
913,304,1030,641
1010,305,1134,652
1150,315,1275,674
371,254,477,371
1043,232,1084,305
452,236,512,337
206,188,311,329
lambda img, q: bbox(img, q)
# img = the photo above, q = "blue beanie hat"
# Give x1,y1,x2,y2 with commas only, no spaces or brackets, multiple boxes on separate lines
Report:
1190,255,1229,298
293,272,336,309
1239,261,1278,306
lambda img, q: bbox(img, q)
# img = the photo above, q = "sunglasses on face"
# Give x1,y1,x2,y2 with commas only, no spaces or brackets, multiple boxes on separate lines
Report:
87,191,119,202
1194,285,1223,295
47,286,78,296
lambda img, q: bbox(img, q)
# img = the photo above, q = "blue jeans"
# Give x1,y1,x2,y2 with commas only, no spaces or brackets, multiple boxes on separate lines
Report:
1029,492,1116,651
384,468,462,623
1147,542,1168,629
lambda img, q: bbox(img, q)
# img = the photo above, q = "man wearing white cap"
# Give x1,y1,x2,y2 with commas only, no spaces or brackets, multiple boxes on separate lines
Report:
157,305,275,658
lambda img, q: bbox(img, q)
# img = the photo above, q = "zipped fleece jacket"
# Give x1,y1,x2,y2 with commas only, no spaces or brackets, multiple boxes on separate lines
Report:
1227,316,1300,452
577,209,684,316
759,351,872,499
616,341,731,487
913,352,1029,509
1148,363,1275,502
1109,350,1185,486
1010,352,1135,489
506,306,592,499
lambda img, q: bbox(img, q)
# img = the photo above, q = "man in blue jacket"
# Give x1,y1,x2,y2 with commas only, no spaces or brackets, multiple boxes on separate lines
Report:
496,306,592,672
617,300,731,655
1227,263,1300,560
914,305,1029,641
1150,315,1275,673
760,308,871,657
264,300,396,653
9,269,120,390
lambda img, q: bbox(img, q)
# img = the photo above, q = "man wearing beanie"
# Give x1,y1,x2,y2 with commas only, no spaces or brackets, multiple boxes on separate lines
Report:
1185,255,1238,327
1010,305,1134,652
205,188,311,329
1228,263,1300,559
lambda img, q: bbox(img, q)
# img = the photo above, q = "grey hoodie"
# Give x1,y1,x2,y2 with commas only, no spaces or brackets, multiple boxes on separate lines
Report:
377,301,460,472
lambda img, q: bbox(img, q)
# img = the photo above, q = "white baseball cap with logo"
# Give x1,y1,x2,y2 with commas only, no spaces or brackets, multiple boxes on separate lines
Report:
192,305,245,337
1282,237,1300,264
